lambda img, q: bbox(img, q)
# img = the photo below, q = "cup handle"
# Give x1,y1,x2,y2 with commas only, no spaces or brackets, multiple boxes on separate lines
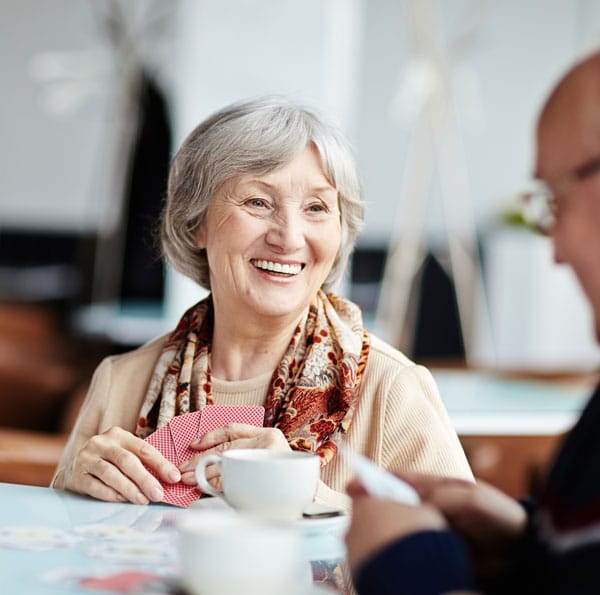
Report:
195,454,223,498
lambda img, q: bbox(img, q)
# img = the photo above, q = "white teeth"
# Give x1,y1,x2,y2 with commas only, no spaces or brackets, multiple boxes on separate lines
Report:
252,259,302,275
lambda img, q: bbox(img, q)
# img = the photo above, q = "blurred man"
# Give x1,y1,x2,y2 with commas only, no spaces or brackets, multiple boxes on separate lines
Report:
346,50,600,595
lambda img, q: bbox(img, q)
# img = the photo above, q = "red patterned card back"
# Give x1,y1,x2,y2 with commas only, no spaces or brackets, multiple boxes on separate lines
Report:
198,405,265,435
144,424,177,465
168,411,202,465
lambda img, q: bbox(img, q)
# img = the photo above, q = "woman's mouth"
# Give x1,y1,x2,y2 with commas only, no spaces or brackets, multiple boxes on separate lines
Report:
250,259,303,276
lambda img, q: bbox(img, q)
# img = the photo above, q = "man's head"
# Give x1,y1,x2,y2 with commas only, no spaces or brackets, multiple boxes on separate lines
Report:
535,51,600,340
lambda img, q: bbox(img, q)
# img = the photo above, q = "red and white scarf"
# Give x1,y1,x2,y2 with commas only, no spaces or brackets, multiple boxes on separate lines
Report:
135,290,370,466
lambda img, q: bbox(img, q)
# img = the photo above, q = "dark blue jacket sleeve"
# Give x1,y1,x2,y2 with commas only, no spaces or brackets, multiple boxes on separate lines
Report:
354,530,476,595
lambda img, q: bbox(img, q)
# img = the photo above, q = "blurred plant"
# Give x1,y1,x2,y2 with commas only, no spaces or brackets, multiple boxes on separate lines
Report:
497,203,544,234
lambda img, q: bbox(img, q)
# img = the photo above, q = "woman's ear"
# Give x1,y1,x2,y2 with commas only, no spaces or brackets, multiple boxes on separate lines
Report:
194,221,206,249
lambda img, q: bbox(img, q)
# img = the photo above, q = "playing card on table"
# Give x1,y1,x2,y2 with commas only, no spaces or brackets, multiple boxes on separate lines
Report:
79,571,167,593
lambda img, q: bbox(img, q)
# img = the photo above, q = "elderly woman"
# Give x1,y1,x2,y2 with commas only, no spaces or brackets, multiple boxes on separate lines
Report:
52,97,472,509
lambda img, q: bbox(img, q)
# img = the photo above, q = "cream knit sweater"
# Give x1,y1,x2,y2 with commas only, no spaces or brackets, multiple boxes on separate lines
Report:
52,333,473,510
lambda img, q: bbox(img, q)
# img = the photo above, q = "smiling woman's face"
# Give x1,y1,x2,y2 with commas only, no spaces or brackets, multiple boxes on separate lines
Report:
194,144,342,324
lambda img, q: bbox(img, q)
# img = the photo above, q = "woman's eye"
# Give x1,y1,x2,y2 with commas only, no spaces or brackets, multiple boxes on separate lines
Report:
307,202,327,213
246,197,269,208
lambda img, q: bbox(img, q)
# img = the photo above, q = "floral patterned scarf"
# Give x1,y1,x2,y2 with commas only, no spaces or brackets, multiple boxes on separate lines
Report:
135,290,370,466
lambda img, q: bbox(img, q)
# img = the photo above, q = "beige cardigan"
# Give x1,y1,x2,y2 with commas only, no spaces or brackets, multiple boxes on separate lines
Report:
52,333,472,509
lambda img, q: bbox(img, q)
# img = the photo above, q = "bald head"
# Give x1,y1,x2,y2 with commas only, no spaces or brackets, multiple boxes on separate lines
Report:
535,51,600,344
538,52,600,154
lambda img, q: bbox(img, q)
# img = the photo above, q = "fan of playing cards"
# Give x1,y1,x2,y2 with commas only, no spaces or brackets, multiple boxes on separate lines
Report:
144,405,265,507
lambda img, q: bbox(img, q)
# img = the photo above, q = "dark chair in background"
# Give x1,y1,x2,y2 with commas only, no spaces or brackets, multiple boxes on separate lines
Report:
0,73,171,486
0,301,90,485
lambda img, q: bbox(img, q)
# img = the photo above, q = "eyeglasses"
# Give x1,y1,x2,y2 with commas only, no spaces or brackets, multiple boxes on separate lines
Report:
519,154,600,234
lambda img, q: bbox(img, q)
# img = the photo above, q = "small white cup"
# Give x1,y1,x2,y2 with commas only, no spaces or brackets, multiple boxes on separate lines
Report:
195,448,320,521
177,510,305,595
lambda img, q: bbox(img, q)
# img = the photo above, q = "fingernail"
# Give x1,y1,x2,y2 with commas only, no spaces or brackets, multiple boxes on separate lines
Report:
150,487,163,502
137,492,150,505
169,469,181,482
181,472,195,485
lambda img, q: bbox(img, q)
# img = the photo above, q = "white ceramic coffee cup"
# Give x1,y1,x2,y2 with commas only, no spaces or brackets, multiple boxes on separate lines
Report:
195,448,320,521
177,510,306,595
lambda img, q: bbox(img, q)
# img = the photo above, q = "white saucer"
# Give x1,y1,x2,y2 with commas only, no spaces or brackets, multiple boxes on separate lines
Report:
179,580,337,595
189,497,349,537
300,586,337,594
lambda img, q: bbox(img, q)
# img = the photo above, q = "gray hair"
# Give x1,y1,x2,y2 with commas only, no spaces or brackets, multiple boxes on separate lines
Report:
161,96,364,291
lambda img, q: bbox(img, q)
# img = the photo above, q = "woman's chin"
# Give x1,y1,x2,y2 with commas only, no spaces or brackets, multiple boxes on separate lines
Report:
245,293,308,321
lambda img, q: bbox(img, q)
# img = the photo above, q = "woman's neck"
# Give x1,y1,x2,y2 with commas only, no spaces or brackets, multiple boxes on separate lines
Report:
210,311,304,381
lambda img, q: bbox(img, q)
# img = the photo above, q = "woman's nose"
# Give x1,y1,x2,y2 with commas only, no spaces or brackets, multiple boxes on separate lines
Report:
265,211,305,251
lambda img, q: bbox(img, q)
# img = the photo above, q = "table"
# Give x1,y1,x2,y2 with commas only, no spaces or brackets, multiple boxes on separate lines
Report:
0,483,350,594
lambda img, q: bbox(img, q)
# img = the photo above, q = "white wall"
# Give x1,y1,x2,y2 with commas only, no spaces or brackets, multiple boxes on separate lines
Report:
0,0,172,233
169,0,364,148
355,0,597,245
0,0,114,231
3,0,600,367
3,0,595,241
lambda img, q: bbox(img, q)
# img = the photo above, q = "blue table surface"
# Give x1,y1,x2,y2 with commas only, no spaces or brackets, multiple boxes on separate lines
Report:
0,483,347,595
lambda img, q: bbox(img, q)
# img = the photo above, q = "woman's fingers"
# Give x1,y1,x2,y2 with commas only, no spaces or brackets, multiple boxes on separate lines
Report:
131,435,182,484
74,471,129,503
65,427,181,504
193,424,290,452
180,460,220,486
80,458,149,504
179,425,291,487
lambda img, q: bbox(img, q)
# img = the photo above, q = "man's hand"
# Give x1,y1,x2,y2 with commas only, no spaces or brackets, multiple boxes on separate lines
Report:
63,427,181,504
345,478,448,572
347,472,528,578
402,473,527,577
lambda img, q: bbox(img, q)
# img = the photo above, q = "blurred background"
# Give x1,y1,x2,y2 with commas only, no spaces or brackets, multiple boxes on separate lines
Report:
1,0,599,496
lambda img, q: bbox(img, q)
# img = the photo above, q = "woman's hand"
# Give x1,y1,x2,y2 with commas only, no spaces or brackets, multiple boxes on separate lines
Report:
62,427,181,504
178,424,291,487
345,478,448,571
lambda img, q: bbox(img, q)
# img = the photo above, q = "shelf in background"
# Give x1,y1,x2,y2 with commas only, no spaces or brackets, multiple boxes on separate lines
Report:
432,368,594,436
